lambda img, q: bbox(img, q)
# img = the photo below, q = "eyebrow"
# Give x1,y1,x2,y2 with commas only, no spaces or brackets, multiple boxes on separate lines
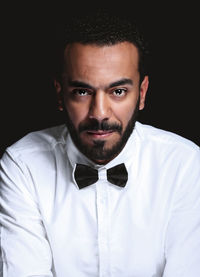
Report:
68,78,133,90
108,78,133,88
68,80,93,89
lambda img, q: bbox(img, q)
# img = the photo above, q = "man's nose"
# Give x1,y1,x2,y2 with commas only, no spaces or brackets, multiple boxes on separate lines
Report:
89,91,111,121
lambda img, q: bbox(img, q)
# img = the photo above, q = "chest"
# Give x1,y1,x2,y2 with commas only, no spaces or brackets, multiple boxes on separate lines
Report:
38,170,174,276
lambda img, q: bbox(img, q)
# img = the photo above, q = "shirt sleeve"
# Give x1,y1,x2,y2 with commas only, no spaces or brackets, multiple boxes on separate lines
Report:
163,147,200,277
0,150,53,277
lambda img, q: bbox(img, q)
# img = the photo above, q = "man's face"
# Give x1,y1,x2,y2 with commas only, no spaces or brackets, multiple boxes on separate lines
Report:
55,42,148,164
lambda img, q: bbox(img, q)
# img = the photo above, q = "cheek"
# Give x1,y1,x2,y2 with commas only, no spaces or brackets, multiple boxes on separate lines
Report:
113,103,136,126
65,101,88,129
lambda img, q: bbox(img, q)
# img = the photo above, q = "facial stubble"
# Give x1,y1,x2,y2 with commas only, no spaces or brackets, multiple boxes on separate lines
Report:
64,98,140,164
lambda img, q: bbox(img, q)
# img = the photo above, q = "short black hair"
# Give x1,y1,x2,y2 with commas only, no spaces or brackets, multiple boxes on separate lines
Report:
54,9,149,83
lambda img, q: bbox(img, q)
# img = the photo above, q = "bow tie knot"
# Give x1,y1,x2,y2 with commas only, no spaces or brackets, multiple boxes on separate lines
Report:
74,163,128,189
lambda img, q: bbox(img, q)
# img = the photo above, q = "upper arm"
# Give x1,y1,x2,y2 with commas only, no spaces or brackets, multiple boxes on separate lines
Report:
0,150,53,277
163,148,200,276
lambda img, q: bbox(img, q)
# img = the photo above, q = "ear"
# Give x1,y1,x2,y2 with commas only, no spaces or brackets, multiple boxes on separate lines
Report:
139,76,149,110
54,79,63,111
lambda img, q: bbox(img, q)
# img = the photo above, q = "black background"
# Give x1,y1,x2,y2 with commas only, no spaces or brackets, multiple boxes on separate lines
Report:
1,2,199,157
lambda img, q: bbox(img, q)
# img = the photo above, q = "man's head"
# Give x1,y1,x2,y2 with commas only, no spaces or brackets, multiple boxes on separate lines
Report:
54,11,149,164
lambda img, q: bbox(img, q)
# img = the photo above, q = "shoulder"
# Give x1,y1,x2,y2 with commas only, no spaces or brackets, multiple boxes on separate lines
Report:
135,121,199,159
3,124,68,160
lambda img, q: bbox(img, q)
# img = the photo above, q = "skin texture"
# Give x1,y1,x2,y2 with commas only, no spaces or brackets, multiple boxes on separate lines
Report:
55,42,149,164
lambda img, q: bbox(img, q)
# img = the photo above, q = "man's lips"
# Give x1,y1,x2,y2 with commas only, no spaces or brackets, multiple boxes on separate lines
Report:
86,130,114,138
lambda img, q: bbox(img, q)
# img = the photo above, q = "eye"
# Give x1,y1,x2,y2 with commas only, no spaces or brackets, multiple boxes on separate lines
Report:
73,89,89,96
112,88,127,97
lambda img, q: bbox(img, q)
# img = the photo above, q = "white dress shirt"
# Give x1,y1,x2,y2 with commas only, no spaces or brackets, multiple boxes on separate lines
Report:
0,121,200,277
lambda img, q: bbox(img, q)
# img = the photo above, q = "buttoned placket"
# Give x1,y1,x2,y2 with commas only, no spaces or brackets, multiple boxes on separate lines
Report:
96,167,111,277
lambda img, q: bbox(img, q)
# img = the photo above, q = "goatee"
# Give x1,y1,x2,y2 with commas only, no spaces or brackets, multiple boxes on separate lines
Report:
63,99,140,164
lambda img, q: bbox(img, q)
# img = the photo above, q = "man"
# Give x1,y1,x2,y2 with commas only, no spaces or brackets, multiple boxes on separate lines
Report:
0,11,200,277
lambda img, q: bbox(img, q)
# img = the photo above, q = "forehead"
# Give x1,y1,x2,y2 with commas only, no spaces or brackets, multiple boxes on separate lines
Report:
63,42,139,84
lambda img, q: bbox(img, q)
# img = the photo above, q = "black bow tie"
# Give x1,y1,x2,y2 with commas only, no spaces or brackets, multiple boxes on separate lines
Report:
74,163,128,189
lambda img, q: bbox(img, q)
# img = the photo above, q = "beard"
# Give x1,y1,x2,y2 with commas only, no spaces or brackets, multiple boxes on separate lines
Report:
63,99,140,164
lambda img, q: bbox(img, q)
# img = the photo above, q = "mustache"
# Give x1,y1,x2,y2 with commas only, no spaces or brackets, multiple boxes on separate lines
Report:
78,119,122,134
